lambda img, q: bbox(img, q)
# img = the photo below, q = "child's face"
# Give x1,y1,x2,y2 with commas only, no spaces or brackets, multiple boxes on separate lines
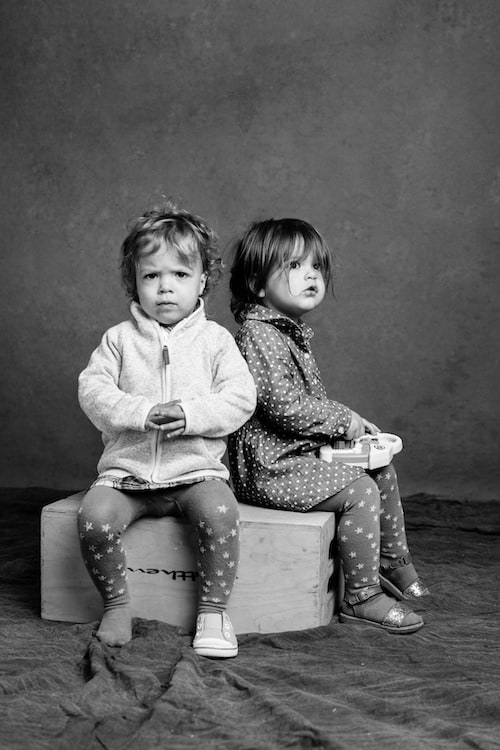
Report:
257,239,325,321
136,238,207,326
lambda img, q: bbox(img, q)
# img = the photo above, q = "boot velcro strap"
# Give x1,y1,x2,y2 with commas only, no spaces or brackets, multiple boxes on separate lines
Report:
384,553,412,570
344,586,383,605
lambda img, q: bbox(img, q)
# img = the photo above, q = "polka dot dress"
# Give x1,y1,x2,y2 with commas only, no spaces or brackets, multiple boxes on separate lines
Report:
228,304,364,511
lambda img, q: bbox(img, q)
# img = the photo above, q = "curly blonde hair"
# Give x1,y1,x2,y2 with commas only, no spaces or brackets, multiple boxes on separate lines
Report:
120,200,222,302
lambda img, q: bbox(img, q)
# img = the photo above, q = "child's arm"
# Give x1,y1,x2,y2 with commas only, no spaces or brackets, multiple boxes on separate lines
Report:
179,328,256,438
78,330,153,434
239,324,353,440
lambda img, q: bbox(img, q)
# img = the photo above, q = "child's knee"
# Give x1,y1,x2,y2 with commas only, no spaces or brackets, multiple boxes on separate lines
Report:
78,488,125,535
202,497,239,533
374,462,399,489
197,489,239,538
343,475,380,511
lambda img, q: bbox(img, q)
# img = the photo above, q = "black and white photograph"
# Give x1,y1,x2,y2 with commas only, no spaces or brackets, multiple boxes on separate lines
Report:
1,2,499,748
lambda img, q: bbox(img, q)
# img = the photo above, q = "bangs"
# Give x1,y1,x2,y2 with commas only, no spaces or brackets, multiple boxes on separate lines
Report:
229,216,337,323
137,230,200,269
269,220,334,285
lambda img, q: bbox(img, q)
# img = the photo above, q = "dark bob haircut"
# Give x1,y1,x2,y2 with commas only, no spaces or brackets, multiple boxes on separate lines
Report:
229,218,335,323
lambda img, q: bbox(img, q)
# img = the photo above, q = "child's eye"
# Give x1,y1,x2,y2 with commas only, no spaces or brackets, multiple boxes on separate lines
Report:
144,272,157,280
175,271,189,279
289,260,300,270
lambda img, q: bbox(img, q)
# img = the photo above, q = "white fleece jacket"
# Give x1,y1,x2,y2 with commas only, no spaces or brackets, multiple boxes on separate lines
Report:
78,300,257,485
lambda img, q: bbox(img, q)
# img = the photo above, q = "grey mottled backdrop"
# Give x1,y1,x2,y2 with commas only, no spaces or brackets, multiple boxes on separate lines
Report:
1,1,499,498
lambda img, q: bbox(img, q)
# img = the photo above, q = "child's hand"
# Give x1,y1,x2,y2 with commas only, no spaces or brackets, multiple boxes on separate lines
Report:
361,417,380,435
145,401,186,438
346,410,380,440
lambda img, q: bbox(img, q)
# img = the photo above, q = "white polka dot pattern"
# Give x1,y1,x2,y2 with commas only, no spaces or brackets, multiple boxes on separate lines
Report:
228,305,364,511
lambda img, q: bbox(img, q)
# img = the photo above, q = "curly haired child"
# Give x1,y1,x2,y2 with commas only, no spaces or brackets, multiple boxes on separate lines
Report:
78,201,256,657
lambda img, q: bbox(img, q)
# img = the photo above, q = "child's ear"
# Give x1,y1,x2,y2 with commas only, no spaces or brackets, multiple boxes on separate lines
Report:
199,273,207,295
249,277,265,298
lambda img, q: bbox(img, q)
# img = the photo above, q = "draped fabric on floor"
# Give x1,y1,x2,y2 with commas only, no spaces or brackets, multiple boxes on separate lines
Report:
1,488,499,750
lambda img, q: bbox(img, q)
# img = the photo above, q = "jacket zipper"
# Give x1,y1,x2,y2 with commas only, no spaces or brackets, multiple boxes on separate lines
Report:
151,344,171,482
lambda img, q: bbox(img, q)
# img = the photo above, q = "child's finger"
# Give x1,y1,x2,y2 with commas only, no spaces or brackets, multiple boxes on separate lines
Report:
154,414,179,425
162,426,185,439
362,419,380,434
159,419,185,433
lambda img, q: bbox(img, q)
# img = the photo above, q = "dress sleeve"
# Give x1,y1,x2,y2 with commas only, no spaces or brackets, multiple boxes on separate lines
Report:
238,323,352,440
78,329,153,434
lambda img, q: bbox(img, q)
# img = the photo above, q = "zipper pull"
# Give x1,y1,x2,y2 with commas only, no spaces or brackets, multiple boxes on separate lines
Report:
162,345,172,404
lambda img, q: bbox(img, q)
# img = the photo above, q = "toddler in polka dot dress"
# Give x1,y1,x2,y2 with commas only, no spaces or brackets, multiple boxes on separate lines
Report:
228,218,429,634
77,202,256,657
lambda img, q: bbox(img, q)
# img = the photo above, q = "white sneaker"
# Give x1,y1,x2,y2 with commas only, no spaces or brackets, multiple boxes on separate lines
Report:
192,612,238,658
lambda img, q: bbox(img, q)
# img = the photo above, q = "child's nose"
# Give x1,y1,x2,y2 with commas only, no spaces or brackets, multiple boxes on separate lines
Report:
158,276,171,292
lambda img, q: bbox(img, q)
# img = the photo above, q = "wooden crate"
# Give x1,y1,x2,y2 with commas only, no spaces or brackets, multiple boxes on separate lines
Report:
41,492,341,634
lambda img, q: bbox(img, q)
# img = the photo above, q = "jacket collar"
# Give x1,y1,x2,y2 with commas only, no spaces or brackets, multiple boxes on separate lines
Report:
241,303,314,350
130,298,206,337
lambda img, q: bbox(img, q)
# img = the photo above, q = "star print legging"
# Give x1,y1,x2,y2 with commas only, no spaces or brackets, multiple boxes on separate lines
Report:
314,463,409,595
77,480,240,615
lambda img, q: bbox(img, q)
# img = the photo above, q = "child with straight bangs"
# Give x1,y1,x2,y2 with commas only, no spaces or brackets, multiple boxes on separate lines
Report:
228,218,429,634
78,201,256,658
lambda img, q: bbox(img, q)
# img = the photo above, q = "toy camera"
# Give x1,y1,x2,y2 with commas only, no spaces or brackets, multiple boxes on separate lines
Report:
319,433,403,470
